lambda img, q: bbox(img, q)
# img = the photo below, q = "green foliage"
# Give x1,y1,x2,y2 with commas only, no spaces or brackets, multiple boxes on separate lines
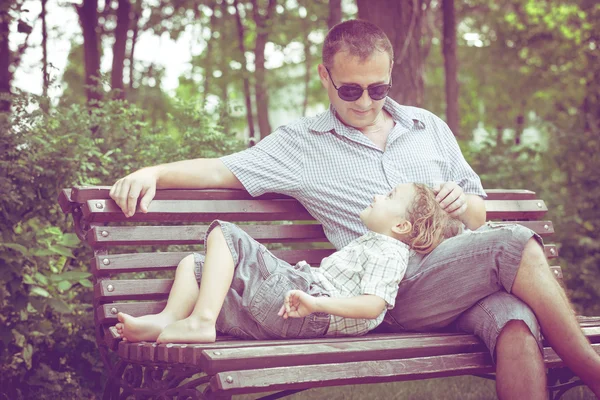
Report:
0,91,242,398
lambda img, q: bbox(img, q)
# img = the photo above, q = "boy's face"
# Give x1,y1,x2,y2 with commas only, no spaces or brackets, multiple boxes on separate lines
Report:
360,183,416,237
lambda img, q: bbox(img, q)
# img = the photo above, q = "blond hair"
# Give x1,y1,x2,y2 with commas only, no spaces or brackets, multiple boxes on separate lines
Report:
404,184,463,254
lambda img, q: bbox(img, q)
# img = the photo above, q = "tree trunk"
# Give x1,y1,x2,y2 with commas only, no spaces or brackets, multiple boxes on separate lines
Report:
442,0,459,137
202,0,218,109
233,0,256,142
327,0,342,29
128,0,141,90
251,0,276,140
357,0,425,107
41,0,49,100
76,0,103,103
0,4,11,113
111,0,131,99
302,19,311,117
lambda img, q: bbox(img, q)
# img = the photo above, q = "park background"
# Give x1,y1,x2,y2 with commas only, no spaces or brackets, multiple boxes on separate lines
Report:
1,0,599,398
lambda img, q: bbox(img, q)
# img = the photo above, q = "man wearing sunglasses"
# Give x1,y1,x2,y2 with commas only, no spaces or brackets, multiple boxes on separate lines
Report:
110,19,600,399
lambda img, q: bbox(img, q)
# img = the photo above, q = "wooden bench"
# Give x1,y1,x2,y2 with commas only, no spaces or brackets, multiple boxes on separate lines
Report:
58,186,600,399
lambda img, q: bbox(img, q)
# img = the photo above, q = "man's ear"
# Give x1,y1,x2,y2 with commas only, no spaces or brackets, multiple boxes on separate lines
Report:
317,64,329,88
391,220,412,236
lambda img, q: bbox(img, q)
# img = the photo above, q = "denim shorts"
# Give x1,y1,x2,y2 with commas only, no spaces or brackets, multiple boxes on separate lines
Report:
193,220,330,340
383,223,544,360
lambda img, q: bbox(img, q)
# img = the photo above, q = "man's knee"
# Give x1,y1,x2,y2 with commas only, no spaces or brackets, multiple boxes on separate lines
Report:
496,320,542,358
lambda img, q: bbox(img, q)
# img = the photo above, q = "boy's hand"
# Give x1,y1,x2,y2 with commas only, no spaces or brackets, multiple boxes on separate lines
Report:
277,290,316,319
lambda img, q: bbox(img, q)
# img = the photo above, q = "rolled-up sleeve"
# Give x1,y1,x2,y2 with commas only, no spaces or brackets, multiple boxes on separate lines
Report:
220,127,304,197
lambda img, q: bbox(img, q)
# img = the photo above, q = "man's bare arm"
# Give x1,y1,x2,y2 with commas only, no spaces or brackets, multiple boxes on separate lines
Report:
435,182,486,230
110,158,243,217
460,194,486,230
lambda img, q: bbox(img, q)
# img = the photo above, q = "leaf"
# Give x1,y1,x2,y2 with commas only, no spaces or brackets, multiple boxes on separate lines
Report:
48,245,74,258
34,272,48,286
50,271,91,282
31,249,56,257
23,274,35,285
58,233,81,248
1,243,29,256
79,279,93,288
48,298,72,314
57,280,72,291
30,287,50,297
23,344,33,370
12,329,26,348
29,297,47,312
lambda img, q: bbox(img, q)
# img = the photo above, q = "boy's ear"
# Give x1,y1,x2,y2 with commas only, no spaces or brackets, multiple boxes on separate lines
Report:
391,220,412,236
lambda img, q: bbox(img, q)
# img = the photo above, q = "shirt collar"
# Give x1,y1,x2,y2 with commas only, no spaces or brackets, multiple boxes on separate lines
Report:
357,230,411,250
308,97,426,134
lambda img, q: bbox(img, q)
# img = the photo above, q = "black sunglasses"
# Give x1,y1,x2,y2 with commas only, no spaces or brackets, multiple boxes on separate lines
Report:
325,67,392,102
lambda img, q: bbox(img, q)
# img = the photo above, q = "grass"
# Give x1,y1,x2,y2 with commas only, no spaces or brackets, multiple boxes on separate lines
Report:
235,376,596,400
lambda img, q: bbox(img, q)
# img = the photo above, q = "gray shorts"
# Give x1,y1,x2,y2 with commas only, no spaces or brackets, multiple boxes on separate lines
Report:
383,223,544,360
193,220,330,340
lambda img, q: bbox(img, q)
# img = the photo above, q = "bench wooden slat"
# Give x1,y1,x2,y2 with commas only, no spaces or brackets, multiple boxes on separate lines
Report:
87,221,556,248
58,188,74,213
148,332,476,364
199,325,600,374
82,200,314,222
208,344,600,396
483,189,536,200
71,186,536,203
95,262,562,302
484,199,547,219
210,352,495,395
92,249,336,276
87,224,327,247
95,279,173,301
81,198,547,223
201,335,485,375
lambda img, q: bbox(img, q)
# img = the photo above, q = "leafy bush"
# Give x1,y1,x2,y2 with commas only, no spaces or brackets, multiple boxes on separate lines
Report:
0,92,242,398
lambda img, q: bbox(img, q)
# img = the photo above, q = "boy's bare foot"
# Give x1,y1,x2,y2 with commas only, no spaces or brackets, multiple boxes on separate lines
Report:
116,312,176,342
156,317,216,344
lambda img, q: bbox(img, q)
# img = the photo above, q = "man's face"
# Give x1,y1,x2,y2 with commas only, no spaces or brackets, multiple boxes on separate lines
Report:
360,183,415,237
319,50,392,130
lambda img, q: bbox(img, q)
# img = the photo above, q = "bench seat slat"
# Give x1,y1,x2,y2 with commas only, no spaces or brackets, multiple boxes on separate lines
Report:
92,249,336,276
119,332,480,363
95,263,562,302
200,335,486,374
71,186,537,203
87,221,555,248
81,199,547,223
95,263,563,302
209,344,600,396
83,200,313,222
88,224,327,247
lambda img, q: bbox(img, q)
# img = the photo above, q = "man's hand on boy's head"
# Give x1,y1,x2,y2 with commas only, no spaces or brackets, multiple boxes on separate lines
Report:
110,168,158,217
433,181,468,218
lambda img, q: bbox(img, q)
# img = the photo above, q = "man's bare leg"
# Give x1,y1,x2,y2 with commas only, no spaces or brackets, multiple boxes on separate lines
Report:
511,238,600,397
115,254,200,342
495,320,547,400
157,226,234,344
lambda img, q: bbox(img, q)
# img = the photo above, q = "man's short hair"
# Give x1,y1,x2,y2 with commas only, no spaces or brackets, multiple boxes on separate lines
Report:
322,19,394,69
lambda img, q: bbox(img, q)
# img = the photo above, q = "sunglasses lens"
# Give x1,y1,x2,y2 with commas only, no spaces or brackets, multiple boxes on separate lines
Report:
368,84,390,100
338,86,364,101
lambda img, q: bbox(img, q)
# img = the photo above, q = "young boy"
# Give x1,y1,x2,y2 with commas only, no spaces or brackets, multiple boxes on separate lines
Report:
115,183,462,343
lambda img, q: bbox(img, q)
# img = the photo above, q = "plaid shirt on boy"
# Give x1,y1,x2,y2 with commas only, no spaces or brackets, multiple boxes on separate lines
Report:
306,231,410,336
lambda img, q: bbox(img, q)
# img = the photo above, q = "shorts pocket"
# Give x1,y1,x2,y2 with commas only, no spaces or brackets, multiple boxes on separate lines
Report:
249,273,308,338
